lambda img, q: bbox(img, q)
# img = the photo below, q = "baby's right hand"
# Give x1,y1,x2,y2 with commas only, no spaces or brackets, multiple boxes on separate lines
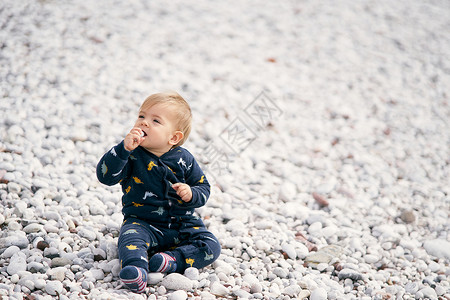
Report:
124,127,145,151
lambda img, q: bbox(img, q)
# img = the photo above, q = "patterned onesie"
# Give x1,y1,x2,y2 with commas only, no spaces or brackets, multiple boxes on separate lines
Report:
96,141,221,273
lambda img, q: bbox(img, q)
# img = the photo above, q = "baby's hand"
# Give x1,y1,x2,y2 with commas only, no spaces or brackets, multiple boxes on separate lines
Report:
172,183,192,202
124,127,145,151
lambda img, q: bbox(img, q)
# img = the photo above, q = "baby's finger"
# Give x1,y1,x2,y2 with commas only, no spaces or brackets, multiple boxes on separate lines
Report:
178,189,188,198
172,183,183,190
129,128,139,134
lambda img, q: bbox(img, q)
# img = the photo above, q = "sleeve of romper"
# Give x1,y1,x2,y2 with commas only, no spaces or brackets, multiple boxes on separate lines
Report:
179,154,211,209
96,140,131,186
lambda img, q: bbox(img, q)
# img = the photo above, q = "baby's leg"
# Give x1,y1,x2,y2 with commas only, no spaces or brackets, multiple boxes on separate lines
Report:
174,227,221,272
118,218,159,293
118,218,156,271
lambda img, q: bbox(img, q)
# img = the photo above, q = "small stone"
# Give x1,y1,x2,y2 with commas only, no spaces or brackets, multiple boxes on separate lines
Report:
51,257,72,267
234,289,252,298
34,279,46,290
312,192,329,207
418,286,437,299
148,272,165,285
435,285,446,296
44,247,60,259
400,210,415,223
86,269,105,280
296,232,318,252
200,291,216,299
243,273,259,286
281,242,297,259
279,181,297,202
45,281,63,296
1,234,29,249
50,267,67,281
255,240,271,251
364,254,379,264
42,211,60,221
213,260,234,275
93,248,106,261
310,288,327,300
316,263,328,272
283,285,301,297
2,245,20,258
210,281,228,296
10,274,20,284
8,220,22,231
295,242,310,258
250,282,263,294
428,261,441,273
20,279,35,291
28,262,45,273
7,253,27,275
298,289,311,299
14,202,28,217
161,273,193,291
273,267,288,278
156,285,167,295
184,267,199,281
37,241,50,251
308,221,323,235
305,245,342,266
338,268,363,281
7,182,21,193
78,227,97,241
423,239,450,260
23,223,44,233
168,290,187,300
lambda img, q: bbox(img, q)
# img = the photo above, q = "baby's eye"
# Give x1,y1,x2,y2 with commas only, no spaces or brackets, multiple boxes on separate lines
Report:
138,115,144,119
153,119,161,124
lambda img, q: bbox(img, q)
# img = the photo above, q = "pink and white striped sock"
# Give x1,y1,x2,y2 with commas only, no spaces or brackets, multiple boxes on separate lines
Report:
148,252,177,273
119,266,147,293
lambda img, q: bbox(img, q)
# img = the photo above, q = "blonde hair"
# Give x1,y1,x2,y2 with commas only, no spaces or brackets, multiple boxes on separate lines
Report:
140,92,192,147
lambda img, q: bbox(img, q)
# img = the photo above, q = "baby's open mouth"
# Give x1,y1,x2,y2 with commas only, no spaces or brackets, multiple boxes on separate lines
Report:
141,131,147,137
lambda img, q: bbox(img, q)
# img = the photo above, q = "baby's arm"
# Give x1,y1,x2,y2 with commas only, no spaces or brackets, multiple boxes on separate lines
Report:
96,141,131,186
174,156,210,208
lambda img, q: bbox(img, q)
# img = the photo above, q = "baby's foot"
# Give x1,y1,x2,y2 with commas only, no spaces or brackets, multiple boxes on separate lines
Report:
119,266,147,293
148,252,177,273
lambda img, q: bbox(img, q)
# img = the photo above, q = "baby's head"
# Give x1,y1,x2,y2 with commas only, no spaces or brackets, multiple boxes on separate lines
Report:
140,92,192,147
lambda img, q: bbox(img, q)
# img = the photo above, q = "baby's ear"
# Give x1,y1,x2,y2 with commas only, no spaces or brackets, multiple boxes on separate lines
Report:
169,131,184,145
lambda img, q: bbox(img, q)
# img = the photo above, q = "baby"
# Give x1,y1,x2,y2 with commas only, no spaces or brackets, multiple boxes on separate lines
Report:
96,92,221,293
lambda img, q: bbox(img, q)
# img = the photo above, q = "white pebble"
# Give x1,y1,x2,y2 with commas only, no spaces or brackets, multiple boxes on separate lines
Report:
418,286,437,299
184,267,199,281
7,253,27,275
168,290,187,300
310,288,327,300
1,246,20,258
210,281,228,296
148,272,164,285
23,223,44,233
161,273,193,291
45,281,64,296
423,239,450,260
281,242,297,259
255,239,271,251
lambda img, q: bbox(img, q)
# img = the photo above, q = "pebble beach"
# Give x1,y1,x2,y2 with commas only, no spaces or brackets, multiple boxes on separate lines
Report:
0,0,449,299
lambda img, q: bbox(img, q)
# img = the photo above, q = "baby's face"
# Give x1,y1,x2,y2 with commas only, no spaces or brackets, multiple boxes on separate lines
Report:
134,103,179,154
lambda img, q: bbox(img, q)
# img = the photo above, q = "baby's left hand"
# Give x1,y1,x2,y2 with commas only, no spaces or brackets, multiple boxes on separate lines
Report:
172,183,192,202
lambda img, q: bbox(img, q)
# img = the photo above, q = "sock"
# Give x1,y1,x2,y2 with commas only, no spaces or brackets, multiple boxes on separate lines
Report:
148,252,177,273
119,266,147,293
